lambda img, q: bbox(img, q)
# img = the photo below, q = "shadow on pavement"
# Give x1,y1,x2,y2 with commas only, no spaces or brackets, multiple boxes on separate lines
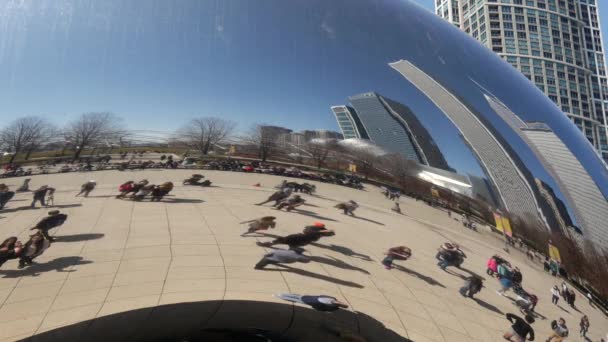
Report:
84,195,119,198
309,243,373,261
292,209,338,222
162,198,205,204
349,215,385,226
309,255,370,274
264,265,364,288
392,265,445,287
557,304,571,314
53,233,105,243
47,204,84,209
23,300,411,342
473,298,504,315
0,256,93,278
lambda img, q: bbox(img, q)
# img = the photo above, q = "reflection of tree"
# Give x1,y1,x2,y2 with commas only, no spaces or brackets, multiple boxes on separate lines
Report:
0,117,56,163
175,117,236,155
240,124,281,162
304,139,333,169
515,220,608,301
64,112,124,160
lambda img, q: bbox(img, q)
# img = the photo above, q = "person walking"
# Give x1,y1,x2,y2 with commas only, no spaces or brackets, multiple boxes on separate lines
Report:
0,184,15,210
579,315,589,338
275,194,306,211
31,185,55,208
18,231,51,269
255,188,292,206
30,210,68,241
381,246,411,270
547,318,568,342
459,276,483,298
0,237,23,268
487,256,499,277
75,180,96,197
275,293,349,312
254,248,311,270
334,200,358,216
503,313,535,342
551,286,560,305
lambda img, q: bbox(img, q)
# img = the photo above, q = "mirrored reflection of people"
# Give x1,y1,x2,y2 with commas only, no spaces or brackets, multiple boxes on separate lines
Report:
459,276,483,299
254,248,310,269
547,318,569,342
503,313,535,342
0,237,23,268
0,184,15,210
75,180,96,197
30,210,68,241
276,293,349,312
19,231,51,269
551,286,560,305
381,246,411,270
31,185,55,208
151,182,173,201
436,242,465,270
257,223,334,250
241,216,277,236
579,315,589,339
275,194,305,211
335,200,358,216
255,188,292,206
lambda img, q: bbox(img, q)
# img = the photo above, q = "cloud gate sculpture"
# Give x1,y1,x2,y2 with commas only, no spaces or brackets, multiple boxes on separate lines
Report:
1,0,607,341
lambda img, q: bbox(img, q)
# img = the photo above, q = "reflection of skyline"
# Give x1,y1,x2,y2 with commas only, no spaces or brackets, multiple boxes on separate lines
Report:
484,93,608,249
333,92,453,171
390,59,547,228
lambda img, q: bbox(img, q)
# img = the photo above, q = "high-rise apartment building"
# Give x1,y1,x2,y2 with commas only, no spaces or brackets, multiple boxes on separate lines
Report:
436,0,608,162
331,105,369,140
348,92,424,162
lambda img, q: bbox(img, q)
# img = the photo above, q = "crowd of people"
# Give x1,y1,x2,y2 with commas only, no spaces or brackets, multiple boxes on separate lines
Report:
0,162,604,341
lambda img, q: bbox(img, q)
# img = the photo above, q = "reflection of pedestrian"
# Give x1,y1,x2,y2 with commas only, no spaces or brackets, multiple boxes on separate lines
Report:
547,318,569,342
254,248,310,269
551,286,560,305
18,232,51,269
381,246,411,270
30,210,68,241
459,276,483,298
0,185,15,210
503,313,534,342
276,293,348,312
75,180,96,197
579,315,589,338
31,186,55,208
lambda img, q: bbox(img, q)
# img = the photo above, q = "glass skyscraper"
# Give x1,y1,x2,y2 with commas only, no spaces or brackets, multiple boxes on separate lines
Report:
347,92,423,163
436,0,608,163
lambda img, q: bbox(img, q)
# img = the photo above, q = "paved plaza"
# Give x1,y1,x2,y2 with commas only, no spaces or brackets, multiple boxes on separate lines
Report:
0,169,606,341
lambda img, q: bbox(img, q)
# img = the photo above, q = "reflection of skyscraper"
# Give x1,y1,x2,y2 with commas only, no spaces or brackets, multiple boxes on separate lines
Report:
485,94,608,250
436,0,608,163
380,97,452,171
390,60,546,228
347,92,422,162
535,178,576,238
331,106,368,139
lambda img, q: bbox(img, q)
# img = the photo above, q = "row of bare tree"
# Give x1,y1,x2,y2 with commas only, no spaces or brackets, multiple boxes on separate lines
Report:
0,113,121,163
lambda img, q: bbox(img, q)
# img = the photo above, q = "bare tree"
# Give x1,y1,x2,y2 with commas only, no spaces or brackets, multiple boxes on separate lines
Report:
0,117,55,163
64,112,123,160
176,117,236,155
304,139,334,169
240,124,283,162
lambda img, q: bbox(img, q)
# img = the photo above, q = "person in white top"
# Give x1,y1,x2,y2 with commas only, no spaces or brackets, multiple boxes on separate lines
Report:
551,286,560,305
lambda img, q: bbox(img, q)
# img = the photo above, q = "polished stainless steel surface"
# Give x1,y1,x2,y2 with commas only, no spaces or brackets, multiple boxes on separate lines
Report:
1,0,608,340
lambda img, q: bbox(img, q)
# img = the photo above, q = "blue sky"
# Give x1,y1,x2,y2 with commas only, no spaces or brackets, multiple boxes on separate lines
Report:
1,0,607,198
